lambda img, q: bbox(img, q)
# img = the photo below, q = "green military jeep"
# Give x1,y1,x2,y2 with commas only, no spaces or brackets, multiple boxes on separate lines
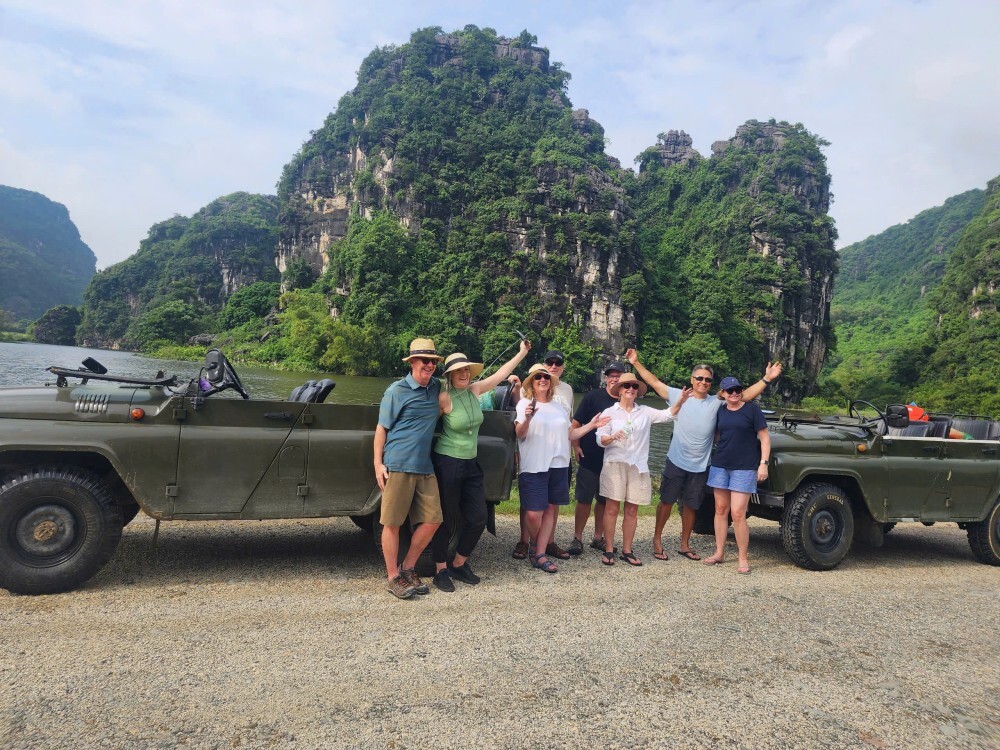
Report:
0,350,516,595
695,400,1000,570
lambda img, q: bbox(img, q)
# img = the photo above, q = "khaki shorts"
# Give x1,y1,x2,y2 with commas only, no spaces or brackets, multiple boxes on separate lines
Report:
380,472,443,527
599,462,653,506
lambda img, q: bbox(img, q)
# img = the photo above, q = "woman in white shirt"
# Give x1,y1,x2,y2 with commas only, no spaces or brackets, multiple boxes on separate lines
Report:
596,373,690,566
515,364,608,574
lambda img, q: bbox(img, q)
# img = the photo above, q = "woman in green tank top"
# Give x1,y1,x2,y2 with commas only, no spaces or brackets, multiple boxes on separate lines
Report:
430,339,531,591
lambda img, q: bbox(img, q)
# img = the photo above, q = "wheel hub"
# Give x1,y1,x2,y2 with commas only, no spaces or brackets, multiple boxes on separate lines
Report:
16,504,78,558
811,510,837,546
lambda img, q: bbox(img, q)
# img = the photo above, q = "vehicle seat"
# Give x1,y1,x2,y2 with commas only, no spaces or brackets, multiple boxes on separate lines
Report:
989,421,1000,441
887,421,936,438
951,418,993,440
288,379,336,403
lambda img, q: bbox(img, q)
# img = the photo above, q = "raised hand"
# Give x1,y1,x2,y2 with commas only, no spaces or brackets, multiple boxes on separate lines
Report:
765,361,783,382
625,348,638,365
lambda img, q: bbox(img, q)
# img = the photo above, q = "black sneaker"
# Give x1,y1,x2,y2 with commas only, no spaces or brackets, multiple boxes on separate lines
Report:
567,538,584,556
399,567,429,595
447,562,481,585
433,570,455,592
387,575,416,599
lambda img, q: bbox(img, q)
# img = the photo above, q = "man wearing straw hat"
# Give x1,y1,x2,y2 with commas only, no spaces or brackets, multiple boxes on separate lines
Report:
374,337,445,599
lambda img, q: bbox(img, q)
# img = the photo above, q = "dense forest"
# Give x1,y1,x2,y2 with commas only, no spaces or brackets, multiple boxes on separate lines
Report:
33,25,997,412
0,185,96,325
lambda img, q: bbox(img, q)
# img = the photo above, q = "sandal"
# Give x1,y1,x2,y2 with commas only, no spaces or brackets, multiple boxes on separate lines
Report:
620,550,643,567
530,553,558,574
601,548,617,566
546,542,571,560
512,541,529,560
653,549,669,561
589,536,605,551
567,538,584,556
676,549,701,561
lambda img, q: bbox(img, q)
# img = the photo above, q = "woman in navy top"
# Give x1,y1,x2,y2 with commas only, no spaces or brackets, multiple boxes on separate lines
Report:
702,377,771,574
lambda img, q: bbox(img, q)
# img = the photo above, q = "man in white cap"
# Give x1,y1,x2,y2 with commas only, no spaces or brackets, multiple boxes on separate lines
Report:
374,337,445,599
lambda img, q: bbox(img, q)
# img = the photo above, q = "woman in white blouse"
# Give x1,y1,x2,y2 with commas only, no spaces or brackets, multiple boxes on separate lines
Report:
596,373,691,566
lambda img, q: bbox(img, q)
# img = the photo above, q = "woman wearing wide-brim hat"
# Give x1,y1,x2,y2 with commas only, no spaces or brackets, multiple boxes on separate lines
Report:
595,373,690,566
515,363,611,574
429,339,532,592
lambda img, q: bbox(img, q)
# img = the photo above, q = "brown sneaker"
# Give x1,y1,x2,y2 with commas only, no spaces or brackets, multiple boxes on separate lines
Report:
399,567,429,595
546,542,571,560
387,575,416,599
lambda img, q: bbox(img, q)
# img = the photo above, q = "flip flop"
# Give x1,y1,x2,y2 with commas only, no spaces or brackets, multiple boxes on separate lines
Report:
676,549,701,561
653,550,669,561
601,548,617,566
702,556,725,566
620,551,643,567
737,564,751,575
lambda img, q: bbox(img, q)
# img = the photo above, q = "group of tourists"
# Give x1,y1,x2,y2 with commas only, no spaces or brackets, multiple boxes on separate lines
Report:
374,336,781,599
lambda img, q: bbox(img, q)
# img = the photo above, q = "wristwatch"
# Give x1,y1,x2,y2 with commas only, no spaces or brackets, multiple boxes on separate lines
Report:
761,377,772,385
760,460,769,465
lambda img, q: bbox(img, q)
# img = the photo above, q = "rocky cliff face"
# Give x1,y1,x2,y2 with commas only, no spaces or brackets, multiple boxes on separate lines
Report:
277,28,637,366
634,120,837,399
0,185,97,320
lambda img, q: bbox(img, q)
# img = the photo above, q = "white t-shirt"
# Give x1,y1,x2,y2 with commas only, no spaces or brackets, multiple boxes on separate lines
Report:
515,398,571,474
597,402,678,474
553,380,574,417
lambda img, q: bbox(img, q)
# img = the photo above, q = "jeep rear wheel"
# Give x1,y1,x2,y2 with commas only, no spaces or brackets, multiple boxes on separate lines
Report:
967,498,1000,566
781,482,854,571
0,468,123,595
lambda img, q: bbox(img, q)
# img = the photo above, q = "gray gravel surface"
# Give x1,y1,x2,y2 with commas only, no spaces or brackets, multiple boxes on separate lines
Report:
1,514,998,750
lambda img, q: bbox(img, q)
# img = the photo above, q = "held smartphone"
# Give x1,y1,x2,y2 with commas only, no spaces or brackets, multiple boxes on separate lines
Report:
529,397,537,413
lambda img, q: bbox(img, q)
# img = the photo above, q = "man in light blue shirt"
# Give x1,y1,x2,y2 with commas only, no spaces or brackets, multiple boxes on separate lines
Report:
626,350,781,561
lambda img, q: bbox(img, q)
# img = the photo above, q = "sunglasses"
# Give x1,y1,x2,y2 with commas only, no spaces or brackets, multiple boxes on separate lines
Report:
692,376,713,383
724,387,744,395
413,357,438,366
620,383,639,391
534,373,551,381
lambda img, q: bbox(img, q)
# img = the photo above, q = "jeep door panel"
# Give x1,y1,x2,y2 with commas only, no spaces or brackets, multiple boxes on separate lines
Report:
300,403,381,516
939,439,1000,520
172,398,306,516
880,435,951,520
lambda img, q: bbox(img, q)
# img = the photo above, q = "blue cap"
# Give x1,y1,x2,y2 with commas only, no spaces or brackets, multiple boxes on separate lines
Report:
719,376,742,391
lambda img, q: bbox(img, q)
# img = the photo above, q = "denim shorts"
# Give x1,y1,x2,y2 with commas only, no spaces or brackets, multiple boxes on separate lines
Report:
707,466,757,494
518,467,571,512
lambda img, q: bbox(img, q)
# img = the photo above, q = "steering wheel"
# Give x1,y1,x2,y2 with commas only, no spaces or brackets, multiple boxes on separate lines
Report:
848,399,886,427
224,359,250,400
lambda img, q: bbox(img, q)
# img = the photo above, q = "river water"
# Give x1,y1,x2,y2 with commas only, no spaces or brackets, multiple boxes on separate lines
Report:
0,341,673,470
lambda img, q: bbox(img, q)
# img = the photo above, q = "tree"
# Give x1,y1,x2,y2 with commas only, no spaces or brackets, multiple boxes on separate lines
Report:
31,305,81,345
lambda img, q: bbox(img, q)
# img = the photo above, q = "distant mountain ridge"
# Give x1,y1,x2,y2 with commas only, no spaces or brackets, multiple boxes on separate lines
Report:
822,181,997,414
0,185,96,320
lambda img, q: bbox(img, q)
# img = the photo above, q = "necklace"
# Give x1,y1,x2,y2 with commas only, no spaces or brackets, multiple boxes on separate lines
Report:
456,389,476,435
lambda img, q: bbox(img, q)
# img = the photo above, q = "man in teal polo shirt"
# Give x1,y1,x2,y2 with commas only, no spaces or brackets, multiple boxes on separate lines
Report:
374,338,445,599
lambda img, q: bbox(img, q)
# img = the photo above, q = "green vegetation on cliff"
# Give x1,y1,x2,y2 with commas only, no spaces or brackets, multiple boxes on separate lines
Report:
77,192,280,350
273,26,634,379
820,189,984,407
0,185,96,322
629,122,837,394
913,177,1000,414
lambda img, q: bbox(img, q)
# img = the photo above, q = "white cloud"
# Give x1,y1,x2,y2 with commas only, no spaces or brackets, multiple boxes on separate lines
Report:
1,0,998,264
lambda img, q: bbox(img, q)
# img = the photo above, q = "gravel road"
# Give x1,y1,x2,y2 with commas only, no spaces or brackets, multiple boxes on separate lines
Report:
1,514,998,750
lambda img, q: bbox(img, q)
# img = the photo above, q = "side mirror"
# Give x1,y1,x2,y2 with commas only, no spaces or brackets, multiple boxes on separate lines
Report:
81,357,108,375
886,404,909,429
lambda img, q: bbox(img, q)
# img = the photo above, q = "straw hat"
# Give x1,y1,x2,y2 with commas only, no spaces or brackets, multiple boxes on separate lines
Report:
401,337,443,362
523,362,560,390
609,372,647,398
442,352,484,378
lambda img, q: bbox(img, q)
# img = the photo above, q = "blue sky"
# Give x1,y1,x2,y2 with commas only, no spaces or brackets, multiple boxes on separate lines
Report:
2,0,998,268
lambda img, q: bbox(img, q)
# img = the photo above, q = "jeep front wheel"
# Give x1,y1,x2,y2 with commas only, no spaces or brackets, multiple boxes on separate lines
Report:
967,498,1000,566
0,468,123,595
781,482,854,570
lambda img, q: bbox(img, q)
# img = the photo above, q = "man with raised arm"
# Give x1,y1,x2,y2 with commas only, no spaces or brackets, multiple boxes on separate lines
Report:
625,349,782,561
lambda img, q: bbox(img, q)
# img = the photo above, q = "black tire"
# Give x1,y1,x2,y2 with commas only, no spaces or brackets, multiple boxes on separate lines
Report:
0,468,123,595
967,498,1000,566
371,503,459,577
781,482,854,570
882,522,897,535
